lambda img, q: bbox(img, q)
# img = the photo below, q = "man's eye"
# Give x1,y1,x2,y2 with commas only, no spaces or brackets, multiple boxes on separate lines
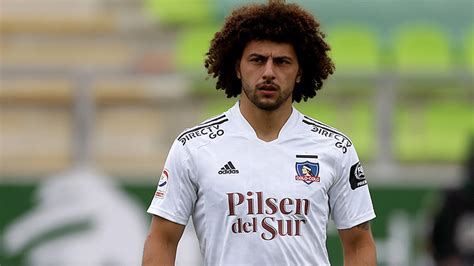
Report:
250,58,263,63
275,59,290,65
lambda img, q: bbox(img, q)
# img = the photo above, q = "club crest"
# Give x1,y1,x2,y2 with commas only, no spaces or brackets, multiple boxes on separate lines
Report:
295,161,320,185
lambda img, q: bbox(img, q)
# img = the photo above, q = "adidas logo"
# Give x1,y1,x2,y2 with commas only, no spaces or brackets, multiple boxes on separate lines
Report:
218,161,239,175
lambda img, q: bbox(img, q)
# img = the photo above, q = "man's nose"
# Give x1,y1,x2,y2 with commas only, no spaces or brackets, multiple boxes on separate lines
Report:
262,58,275,81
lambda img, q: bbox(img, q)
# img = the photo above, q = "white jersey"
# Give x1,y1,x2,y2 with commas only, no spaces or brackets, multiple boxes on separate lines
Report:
148,102,376,266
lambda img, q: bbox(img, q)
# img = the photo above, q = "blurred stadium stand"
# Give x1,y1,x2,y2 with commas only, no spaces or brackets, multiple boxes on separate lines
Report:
1,0,473,265
0,0,472,179
1,0,472,181
0,0,198,178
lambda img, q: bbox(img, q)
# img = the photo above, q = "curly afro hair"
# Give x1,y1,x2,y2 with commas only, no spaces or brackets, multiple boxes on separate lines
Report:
205,2,334,102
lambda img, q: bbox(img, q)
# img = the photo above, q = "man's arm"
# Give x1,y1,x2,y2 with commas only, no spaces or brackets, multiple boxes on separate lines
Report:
338,221,376,266
142,215,185,266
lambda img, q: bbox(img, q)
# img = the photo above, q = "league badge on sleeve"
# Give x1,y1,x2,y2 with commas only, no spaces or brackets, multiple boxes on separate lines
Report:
295,161,320,185
349,162,367,190
154,169,169,199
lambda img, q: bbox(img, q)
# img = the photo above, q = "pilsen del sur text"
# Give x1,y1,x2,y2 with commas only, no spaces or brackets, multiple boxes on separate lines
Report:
227,191,310,241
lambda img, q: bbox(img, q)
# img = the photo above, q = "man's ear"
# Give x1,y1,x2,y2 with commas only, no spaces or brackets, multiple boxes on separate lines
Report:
296,69,302,83
236,60,241,79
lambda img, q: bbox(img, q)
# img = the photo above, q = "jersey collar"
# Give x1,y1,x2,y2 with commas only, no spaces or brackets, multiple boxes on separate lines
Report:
227,101,300,144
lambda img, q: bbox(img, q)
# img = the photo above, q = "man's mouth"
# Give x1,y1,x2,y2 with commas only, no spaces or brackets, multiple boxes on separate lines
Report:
257,84,278,91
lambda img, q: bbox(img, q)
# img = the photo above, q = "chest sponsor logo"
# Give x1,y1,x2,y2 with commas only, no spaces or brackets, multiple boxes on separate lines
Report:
227,191,310,241
154,169,169,199
178,125,225,145
218,161,239,175
303,119,353,154
295,161,320,184
312,125,352,154
349,162,367,190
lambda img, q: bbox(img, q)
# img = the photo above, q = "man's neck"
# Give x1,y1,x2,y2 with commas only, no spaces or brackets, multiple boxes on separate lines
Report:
239,100,293,142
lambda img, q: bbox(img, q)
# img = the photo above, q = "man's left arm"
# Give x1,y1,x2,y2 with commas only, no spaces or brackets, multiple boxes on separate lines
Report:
338,221,376,266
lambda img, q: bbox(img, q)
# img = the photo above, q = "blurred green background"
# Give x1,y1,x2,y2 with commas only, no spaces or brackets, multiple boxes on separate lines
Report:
1,0,473,265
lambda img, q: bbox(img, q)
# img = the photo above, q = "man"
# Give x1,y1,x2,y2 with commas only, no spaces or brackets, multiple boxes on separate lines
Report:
143,1,376,265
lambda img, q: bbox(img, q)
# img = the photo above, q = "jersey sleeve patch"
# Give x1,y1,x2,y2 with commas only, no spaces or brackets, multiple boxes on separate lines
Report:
349,162,367,190
154,169,170,199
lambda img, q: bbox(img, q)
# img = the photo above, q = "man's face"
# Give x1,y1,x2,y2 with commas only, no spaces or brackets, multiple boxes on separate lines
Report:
236,40,301,111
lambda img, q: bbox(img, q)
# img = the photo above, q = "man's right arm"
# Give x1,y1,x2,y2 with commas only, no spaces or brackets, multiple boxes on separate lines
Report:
142,215,185,266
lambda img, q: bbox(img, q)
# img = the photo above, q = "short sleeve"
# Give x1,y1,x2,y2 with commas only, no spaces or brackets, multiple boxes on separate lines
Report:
328,145,376,229
147,139,197,225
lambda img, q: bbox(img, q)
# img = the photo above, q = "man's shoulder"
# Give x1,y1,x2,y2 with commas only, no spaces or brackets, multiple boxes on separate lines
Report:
299,114,351,140
175,112,231,147
297,113,354,154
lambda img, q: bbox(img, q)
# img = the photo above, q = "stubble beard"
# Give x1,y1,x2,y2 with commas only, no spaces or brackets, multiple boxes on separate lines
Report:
242,84,292,112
